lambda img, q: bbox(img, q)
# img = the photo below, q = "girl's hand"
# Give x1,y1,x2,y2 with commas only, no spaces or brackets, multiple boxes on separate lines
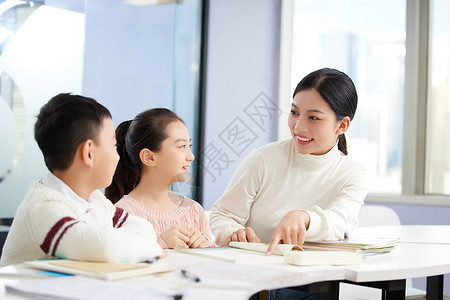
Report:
160,226,190,249
159,249,168,258
266,210,310,255
225,227,261,246
187,228,210,248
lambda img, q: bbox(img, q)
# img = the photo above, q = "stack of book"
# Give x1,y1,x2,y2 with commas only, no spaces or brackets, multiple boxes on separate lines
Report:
302,237,400,257
228,238,400,266
175,238,400,266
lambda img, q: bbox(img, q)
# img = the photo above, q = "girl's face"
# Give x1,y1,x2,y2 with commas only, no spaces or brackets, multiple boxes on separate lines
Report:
287,89,349,155
154,120,195,183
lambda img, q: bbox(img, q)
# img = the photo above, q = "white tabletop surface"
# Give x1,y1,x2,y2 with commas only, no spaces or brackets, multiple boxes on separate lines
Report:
2,226,450,299
352,225,450,244
0,251,339,300
346,243,450,282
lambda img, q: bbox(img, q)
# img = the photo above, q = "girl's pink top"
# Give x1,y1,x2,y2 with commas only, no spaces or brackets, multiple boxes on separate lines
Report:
115,194,214,248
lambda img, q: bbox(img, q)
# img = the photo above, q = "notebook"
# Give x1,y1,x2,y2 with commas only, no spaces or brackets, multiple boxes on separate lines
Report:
23,259,172,280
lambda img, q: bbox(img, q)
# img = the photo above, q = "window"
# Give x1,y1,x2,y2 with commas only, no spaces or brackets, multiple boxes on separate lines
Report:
426,0,450,195
289,0,406,194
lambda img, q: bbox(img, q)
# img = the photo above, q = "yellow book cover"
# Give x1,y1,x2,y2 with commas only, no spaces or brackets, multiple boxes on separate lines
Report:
23,259,172,280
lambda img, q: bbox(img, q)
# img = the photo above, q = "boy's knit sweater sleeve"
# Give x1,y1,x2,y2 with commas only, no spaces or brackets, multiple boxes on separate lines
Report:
43,192,161,262
26,182,161,263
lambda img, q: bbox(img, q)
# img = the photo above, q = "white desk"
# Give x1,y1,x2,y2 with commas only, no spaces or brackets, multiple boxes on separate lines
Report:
352,225,450,244
249,242,450,299
0,251,343,300
123,251,347,300
1,226,450,300
346,243,450,282
346,225,450,299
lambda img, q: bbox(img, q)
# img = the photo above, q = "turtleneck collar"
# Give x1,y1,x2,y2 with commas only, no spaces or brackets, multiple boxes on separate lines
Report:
291,139,341,173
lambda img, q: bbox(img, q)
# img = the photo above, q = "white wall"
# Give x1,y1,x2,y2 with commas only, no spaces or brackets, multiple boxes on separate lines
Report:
202,0,281,209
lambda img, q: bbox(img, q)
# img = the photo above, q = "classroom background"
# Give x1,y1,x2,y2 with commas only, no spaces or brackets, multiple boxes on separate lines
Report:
1,0,449,294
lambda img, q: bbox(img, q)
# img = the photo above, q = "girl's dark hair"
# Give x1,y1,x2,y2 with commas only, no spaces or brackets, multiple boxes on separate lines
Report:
293,68,358,155
105,108,184,203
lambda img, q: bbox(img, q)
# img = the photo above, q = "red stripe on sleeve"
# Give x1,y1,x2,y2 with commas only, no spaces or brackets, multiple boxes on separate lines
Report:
116,211,129,228
51,221,80,257
40,217,75,255
113,207,125,227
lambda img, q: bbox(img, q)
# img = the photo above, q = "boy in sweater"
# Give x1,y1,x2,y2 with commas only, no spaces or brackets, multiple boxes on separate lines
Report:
0,93,162,266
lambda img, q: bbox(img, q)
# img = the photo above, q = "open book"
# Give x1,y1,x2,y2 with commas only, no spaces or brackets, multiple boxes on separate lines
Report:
228,242,303,255
23,259,172,280
229,242,362,266
176,243,361,266
174,246,284,264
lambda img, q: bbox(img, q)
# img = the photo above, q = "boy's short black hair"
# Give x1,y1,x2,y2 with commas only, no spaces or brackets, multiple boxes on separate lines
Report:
34,93,112,172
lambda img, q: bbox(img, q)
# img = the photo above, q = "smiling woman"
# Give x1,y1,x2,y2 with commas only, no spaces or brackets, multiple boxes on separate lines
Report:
210,68,369,251
209,68,369,300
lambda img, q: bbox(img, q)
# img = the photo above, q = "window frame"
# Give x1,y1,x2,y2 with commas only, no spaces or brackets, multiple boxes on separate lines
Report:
278,0,450,206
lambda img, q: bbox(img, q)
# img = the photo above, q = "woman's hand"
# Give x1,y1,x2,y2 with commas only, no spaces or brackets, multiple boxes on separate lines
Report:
225,227,261,246
160,226,190,249
266,210,310,255
187,228,210,248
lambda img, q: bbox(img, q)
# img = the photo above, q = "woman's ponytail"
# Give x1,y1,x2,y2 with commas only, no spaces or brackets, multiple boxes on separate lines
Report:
105,120,141,204
338,134,348,155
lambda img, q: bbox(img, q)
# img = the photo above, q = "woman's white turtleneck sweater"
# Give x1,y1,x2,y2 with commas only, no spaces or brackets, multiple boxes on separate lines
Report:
210,138,369,246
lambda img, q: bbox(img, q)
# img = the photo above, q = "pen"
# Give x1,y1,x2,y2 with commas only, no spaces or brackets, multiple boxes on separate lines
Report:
140,256,160,264
179,269,201,282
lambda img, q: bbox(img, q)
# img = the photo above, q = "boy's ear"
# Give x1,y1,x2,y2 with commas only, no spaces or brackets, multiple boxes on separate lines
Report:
80,140,94,168
140,148,156,167
336,116,350,135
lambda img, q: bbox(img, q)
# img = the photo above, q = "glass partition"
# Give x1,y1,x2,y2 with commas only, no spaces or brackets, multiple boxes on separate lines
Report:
0,0,203,218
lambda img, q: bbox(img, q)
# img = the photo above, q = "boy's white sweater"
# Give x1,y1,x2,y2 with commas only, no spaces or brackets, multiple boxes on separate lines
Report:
0,180,161,266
